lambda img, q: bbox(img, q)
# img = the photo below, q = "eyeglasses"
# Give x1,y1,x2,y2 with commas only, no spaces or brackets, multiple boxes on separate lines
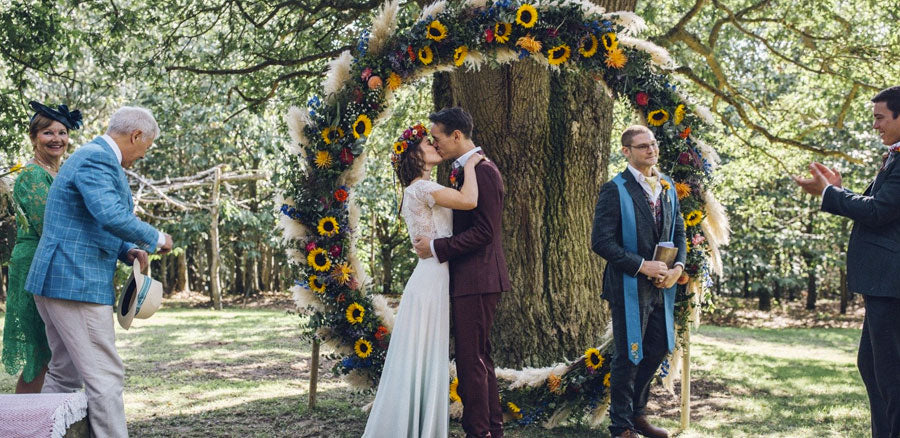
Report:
628,141,659,151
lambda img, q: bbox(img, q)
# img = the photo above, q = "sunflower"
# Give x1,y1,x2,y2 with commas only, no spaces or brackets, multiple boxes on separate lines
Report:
660,179,671,191
454,46,468,67
307,248,332,272
647,109,670,126
686,238,692,254
346,303,364,324
604,47,627,69
321,126,344,144
333,262,354,285
506,402,523,420
308,274,326,293
418,46,434,65
674,104,686,125
578,34,599,58
515,34,541,53
515,4,538,28
386,72,402,91
601,32,618,51
603,372,611,387
584,347,604,370
354,339,373,358
352,114,372,139
449,377,461,402
425,20,448,41
685,210,703,227
547,44,571,65
495,22,512,43
317,216,340,237
393,141,407,155
675,182,692,200
314,151,333,168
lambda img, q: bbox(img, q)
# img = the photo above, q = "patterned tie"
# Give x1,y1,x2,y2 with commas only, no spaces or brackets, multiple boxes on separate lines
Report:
644,175,658,194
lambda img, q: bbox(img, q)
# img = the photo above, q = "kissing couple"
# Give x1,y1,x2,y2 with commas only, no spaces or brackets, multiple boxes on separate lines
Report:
361,107,511,438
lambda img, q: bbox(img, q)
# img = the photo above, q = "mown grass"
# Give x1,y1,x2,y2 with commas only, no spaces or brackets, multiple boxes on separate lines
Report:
0,306,870,437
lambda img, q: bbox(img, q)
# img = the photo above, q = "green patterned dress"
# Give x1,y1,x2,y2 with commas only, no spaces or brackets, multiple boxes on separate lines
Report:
2,164,53,382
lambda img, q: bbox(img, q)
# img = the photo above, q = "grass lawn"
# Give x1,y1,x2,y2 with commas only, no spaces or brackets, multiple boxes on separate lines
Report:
0,305,870,437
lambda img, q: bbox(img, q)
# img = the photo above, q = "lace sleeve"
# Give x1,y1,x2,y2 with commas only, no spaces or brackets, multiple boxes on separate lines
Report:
417,180,445,208
402,180,444,241
13,165,52,236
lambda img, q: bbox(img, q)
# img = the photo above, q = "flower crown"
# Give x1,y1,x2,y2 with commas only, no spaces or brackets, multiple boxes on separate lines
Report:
391,123,428,169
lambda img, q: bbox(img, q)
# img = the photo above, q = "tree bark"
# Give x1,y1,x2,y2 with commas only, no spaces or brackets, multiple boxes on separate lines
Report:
159,255,169,294
434,0,630,367
233,246,245,295
209,168,222,310
758,288,771,311
176,249,189,293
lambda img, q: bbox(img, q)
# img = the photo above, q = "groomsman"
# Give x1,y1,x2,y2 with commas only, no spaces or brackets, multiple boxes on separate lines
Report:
591,125,686,438
795,85,900,438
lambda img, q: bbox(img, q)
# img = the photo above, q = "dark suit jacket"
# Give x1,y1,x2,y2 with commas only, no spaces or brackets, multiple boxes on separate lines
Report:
822,152,900,298
591,169,687,306
433,159,511,297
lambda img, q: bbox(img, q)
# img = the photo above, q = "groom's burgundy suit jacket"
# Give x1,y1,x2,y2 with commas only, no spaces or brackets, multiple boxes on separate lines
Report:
433,159,511,296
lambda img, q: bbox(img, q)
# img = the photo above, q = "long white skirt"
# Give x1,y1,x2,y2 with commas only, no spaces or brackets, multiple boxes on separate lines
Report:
362,257,450,438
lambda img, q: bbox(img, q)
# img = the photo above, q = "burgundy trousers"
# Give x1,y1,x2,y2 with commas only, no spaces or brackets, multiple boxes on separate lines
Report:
452,292,503,438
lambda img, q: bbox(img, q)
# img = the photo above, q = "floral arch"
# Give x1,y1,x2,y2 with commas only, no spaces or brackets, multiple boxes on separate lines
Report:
278,0,729,427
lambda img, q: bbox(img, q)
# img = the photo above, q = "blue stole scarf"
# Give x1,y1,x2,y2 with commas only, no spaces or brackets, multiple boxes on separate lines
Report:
613,172,677,364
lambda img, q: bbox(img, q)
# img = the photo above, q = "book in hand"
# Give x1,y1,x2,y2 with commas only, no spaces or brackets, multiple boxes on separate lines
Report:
652,241,678,269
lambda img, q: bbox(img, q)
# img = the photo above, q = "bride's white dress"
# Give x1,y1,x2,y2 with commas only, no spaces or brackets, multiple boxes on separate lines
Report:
362,179,452,438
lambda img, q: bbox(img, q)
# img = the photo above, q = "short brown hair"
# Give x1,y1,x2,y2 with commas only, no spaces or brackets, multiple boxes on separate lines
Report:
621,125,653,147
428,107,474,139
872,86,900,119
29,114,60,140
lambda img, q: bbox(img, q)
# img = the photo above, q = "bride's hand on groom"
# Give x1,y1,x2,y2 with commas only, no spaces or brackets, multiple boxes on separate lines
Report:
413,236,433,258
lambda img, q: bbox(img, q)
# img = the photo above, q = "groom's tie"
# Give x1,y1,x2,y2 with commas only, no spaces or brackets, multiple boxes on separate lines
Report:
644,175,659,194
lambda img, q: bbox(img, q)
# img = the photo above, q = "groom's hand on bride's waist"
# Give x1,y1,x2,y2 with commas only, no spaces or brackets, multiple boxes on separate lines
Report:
413,236,433,258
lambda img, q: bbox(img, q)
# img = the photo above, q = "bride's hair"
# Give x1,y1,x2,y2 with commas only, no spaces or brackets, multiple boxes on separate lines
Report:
392,124,428,187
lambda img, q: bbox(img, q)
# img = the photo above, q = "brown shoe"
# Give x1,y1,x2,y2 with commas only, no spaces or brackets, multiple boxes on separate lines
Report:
613,430,639,438
633,415,669,438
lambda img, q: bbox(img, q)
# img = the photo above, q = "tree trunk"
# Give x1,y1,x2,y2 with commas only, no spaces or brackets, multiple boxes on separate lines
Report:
260,245,271,292
176,249,189,293
209,168,222,310
249,249,260,295
806,267,817,310
159,255,169,294
742,268,750,299
758,288,771,311
435,0,631,367
233,246,245,295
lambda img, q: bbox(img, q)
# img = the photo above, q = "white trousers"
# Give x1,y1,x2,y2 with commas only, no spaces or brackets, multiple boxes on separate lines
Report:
34,295,128,438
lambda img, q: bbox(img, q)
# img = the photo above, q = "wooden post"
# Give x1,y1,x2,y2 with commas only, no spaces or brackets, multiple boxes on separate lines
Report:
209,167,222,310
308,339,320,409
680,325,691,429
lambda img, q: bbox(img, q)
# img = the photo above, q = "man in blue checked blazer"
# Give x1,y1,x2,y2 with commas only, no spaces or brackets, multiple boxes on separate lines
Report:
27,106,173,438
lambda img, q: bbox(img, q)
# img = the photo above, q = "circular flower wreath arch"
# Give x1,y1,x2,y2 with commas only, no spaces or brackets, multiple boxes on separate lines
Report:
278,0,729,427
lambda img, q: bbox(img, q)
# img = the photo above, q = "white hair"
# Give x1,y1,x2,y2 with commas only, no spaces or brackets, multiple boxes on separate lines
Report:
106,106,160,140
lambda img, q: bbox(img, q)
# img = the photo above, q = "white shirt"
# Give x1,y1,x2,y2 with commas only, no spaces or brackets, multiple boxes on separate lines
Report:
627,164,662,201
102,134,167,249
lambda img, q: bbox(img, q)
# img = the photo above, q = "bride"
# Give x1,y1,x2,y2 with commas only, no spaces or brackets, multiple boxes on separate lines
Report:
362,123,484,437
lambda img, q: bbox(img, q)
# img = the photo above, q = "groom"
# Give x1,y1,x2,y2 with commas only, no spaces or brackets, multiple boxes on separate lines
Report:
413,107,510,438
794,85,900,438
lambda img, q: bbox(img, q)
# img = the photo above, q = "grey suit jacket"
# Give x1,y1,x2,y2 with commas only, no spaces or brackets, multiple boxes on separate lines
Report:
590,169,687,306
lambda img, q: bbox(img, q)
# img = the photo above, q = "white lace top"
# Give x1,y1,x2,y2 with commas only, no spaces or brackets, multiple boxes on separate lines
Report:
401,179,453,244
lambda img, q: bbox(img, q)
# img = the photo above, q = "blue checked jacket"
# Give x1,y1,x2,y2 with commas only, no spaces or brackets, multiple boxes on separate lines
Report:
25,136,159,305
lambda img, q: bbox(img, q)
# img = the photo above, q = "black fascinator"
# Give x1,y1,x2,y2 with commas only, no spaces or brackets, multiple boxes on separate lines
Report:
29,101,83,130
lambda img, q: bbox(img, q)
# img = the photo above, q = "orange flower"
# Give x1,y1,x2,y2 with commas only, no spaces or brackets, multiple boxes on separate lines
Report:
679,126,692,139
675,182,692,200
547,374,562,394
334,188,349,202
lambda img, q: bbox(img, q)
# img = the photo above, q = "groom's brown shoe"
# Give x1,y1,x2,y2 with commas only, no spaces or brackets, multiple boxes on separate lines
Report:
633,415,669,438
613,430,638,438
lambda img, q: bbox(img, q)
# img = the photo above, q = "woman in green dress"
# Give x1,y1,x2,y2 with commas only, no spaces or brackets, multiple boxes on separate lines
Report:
2,101,81,393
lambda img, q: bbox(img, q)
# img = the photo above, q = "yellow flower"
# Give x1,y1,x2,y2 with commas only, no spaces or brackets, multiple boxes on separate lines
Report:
454,46,468,67
515,34,542,54
320,126,344,145
675,182,692,200
418,46,434,65
352,114,372,139
495,22,512,43
547,44,571,65
449,377,461,402
660,179,671,191
686,238,692,254
506,402,523,420
601,32,618,51
308,274,326,293
314,151,333,168
547,373,562,394
392,141,407,155
584,347,604,370
333,262,354,285
515,4,538,28
674,104,686,125
346,303,364,324
647,109,670,126
604,48,627,69
426,20,447,41
387,72,402,91
579,34,598,58
317,216,340,237
9,162,24,173
354,339,373,358
685,210,703,227
603,372,611,387
307,248,332,272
